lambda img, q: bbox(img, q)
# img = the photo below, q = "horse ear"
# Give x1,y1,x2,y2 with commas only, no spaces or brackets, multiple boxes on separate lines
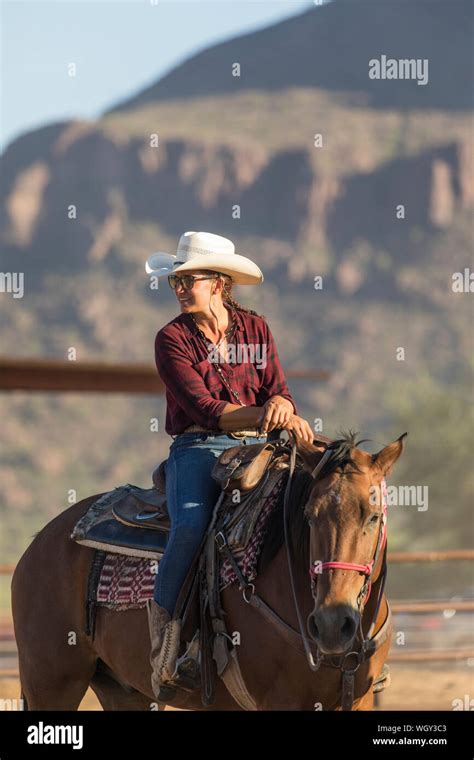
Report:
371,432,408,477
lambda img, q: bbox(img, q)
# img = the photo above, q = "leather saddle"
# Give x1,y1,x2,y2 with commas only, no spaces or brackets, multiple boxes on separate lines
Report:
112,441,284,532
112,460,169,531
72,441,285,560
70,460,171,559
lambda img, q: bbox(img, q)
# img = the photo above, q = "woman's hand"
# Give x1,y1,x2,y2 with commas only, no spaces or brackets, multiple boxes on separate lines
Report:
259,395,294,434
281,414,315,444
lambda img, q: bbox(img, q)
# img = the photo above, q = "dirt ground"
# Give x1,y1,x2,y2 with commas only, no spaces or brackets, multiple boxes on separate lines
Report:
0,664,472,711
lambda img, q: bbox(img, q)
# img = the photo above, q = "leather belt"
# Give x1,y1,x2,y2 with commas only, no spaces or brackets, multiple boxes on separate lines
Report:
183,424,264,439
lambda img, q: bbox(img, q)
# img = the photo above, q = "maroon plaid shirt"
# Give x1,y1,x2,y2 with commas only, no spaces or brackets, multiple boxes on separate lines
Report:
155,306,298,435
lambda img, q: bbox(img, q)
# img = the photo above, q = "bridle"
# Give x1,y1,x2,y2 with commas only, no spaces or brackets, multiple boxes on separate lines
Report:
308,470,388,609
212,434,392,711
283,436,390,709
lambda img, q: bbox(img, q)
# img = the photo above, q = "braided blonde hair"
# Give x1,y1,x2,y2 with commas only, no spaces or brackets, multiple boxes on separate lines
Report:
201,269,265,319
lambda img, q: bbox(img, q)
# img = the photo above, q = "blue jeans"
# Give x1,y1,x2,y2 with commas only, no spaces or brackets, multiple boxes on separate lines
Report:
154,430,277,616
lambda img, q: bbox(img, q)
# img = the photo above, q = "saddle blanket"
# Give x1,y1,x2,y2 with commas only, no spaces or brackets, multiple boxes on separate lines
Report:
95,475,285,610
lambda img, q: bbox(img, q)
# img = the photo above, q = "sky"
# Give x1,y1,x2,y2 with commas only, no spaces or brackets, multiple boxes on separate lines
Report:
0,0,314,153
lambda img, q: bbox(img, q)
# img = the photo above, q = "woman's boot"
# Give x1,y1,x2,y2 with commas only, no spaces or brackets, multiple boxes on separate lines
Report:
146,599,181,699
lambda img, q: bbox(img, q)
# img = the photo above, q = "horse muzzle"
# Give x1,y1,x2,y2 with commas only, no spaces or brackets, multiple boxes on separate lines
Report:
307,603,360,655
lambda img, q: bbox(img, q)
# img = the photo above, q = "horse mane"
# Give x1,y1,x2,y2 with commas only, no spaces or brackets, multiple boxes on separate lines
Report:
258,430,369,577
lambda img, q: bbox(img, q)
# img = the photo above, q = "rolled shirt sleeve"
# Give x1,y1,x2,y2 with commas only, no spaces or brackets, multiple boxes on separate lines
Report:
155,330,229,429
255,320,298,415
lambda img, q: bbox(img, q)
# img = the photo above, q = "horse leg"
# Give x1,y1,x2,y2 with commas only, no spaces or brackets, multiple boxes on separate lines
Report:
11,497,102,711
19,669,96,711
13,589,97,709
15,614,96,711
89,663,152,711
14,603,98,711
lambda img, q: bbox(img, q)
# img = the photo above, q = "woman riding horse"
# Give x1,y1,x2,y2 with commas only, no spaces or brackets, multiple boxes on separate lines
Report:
144,230,314,700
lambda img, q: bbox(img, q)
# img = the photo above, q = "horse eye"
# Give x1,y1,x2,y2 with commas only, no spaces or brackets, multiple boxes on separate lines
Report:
369,513,380,524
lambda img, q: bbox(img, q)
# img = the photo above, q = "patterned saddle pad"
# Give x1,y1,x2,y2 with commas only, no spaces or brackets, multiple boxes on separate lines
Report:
90,473,286,611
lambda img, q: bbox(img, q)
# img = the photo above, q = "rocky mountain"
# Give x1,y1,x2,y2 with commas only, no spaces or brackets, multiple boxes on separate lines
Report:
108,0,473,112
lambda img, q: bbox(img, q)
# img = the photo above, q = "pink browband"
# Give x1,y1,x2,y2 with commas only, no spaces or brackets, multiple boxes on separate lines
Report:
309,478,388,605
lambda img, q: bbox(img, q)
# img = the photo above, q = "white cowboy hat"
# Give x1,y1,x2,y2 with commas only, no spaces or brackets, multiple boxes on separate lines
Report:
145,231,264,286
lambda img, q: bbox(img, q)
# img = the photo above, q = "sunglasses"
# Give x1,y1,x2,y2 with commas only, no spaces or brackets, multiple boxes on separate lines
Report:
168,274,218,291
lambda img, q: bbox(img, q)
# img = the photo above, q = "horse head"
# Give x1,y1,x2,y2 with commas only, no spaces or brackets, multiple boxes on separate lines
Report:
296,431,407,656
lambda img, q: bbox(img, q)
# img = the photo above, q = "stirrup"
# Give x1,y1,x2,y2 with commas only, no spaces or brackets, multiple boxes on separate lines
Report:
156,683,179,704
165,630,201,693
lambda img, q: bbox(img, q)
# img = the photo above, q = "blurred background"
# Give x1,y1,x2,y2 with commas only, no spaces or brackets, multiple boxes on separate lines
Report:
0,0,472,710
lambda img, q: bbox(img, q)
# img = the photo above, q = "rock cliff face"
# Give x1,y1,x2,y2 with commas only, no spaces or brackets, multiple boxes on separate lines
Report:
1,126,471,290
2,0,472,282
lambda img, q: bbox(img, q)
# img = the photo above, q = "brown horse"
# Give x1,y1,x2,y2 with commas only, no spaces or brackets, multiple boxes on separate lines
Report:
11,431,406,711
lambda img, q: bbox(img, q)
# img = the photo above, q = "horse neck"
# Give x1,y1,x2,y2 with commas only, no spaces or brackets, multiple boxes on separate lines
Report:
264,538,315,627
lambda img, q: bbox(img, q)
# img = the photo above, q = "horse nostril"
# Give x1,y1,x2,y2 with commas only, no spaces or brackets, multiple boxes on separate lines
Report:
341,616,356,639
307,614,319,641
